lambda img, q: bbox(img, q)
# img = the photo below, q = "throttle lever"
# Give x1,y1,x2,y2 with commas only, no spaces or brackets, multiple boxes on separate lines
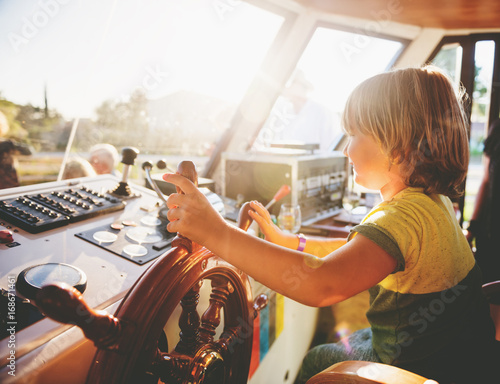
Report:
110,147,140,198
142,161,168,206
142,159,196,206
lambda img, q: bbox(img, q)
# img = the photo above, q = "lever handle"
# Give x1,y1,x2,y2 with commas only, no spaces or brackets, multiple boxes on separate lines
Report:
121,147,139,166
157,159,167,170
35,283,121,349
265,184,291,210
272,185,291,205
142,161,168,206
142,160,154,170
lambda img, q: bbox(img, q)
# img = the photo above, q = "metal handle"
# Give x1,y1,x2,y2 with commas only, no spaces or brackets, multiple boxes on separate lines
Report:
142,161,168,206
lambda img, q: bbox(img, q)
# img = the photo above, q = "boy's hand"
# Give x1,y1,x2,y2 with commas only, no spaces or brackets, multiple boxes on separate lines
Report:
163,173,226,246
248,201,293,247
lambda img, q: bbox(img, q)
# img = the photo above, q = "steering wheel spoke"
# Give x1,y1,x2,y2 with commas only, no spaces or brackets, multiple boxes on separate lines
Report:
175,281,203,355
199,276,233,344
216,324,251,359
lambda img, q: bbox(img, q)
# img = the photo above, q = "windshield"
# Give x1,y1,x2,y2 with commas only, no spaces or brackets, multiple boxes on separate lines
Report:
0,0,404,190
0,0,284,186
252,26,404,154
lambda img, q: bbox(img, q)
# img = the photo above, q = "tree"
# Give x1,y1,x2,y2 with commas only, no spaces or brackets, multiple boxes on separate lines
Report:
0,96,63,150
0,98,26,139
95,89,150,148
15,104,63,150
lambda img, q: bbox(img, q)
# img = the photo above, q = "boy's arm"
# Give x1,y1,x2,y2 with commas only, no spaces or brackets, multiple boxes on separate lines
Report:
164,173,396,307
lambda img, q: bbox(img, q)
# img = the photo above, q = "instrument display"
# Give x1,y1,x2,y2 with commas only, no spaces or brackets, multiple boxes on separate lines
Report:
222,151,347,225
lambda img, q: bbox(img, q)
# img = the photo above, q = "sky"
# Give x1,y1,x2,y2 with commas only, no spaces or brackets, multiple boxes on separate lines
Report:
4,0,488,124
0,0,284,119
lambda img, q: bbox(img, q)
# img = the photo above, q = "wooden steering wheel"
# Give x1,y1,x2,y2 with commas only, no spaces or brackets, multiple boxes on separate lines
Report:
34,161,256,384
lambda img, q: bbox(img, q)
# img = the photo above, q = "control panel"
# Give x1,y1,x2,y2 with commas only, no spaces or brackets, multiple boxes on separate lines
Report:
222,151,348,225
0,175,169,382
0,186,125,234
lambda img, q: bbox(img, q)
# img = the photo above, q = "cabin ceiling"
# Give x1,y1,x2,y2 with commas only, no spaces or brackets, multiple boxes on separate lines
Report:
293,0,500,30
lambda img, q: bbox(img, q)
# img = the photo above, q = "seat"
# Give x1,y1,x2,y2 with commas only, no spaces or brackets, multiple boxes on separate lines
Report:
306,280,500,384
306,361,437,384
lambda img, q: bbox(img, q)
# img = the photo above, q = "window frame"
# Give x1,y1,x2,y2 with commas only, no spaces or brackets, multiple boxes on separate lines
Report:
427,33,500,223
204,10,411,178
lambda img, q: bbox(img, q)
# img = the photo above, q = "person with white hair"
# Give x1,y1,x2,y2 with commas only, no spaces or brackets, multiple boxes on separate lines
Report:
89,143,119,175
62,156,97,180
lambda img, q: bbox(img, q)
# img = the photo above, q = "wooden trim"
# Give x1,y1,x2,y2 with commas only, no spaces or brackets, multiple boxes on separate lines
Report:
293,0,500,30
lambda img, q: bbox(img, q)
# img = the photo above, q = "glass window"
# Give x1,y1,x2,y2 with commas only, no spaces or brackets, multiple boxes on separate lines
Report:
467,40,495,222
430,39,496,222
431,43,463,87
0,0,284,187
253,26,404,153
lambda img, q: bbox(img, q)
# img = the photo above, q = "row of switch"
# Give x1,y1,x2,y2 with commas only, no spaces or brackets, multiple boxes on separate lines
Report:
1,200,59,223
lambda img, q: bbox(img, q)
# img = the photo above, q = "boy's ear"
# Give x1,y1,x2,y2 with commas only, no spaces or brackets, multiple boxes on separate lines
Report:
391,148,408,164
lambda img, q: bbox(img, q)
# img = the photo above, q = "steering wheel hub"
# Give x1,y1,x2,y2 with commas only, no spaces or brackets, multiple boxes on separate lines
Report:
189,347,226,384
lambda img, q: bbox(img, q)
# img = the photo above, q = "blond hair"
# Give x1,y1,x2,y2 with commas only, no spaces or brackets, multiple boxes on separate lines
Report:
342,66,469,198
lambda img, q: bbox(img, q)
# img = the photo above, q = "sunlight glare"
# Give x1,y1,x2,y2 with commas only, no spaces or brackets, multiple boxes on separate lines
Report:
0,0,283,119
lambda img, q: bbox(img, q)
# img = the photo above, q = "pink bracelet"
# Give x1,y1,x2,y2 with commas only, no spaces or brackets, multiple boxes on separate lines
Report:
297,233,306,252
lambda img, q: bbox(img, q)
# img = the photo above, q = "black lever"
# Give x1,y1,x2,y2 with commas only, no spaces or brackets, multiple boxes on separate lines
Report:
109,147,140,198
142,160,169,206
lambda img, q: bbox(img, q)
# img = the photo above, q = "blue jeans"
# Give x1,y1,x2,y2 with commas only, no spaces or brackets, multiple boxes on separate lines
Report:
294,327,379,384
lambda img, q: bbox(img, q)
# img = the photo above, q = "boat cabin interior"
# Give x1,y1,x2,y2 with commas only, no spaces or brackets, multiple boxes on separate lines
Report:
1,0,500,383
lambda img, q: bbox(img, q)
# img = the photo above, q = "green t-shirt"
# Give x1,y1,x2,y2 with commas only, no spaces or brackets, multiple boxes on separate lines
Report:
348,187,492,365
